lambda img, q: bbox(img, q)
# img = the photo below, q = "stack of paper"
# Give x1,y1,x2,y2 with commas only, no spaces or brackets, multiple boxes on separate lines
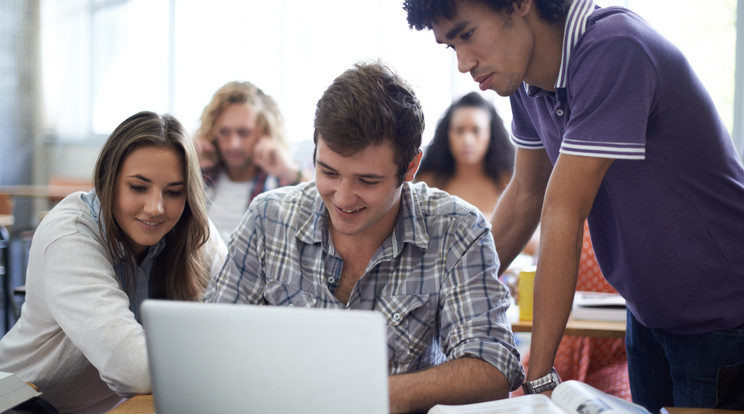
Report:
572,291,626,322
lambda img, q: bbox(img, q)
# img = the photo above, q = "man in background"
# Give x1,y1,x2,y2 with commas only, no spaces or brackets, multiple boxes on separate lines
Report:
194,81,307,240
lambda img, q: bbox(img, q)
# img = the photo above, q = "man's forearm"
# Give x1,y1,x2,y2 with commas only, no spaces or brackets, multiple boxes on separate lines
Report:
491,186,542,274
388,357,510,413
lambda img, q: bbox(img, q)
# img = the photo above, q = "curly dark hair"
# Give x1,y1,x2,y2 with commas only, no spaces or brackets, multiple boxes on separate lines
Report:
403,0,570,30
417,92,514,188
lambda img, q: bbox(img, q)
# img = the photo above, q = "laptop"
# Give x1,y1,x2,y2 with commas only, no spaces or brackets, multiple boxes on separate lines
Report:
141,300,389,414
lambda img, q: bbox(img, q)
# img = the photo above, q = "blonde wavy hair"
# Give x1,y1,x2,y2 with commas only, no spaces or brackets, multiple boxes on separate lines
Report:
194,81,286,167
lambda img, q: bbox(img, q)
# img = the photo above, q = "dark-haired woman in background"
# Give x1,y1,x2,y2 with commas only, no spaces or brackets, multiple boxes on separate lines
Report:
416,91,515,215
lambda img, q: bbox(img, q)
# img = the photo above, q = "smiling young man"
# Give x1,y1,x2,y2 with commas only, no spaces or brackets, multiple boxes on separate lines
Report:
204,62,524,412
404,0,744,410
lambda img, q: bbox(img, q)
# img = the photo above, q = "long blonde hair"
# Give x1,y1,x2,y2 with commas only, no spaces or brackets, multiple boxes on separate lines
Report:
94,111,210,300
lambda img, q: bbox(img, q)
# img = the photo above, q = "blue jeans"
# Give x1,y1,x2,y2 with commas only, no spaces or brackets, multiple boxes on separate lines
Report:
626,311,744,413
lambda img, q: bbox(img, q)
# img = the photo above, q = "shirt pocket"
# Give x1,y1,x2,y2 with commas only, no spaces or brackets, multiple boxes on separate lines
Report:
262,279,318,308
376,294,433,364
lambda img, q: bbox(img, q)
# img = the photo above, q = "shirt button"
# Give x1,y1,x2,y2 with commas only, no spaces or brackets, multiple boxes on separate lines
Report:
328,277,336,284
555,108,564,117
392,313,401,321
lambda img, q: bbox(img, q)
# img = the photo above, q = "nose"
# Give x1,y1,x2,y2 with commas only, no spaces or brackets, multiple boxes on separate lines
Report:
333,178,358,207
456,48,476,74
144,192,164,216
227,133,242,150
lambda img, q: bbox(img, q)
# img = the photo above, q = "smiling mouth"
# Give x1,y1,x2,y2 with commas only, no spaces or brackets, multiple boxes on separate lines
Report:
138,219,163,227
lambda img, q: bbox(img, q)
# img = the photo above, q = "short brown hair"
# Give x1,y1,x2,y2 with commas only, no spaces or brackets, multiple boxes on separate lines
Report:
313,61,424,184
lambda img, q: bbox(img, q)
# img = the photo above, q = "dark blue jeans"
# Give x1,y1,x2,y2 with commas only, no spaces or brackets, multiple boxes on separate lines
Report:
626,311,744,413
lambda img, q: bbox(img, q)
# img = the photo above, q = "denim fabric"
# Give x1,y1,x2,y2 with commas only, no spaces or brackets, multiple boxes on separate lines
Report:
626,310,744,413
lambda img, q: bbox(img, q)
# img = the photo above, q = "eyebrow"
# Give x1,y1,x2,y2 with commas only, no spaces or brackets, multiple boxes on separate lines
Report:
316,161,386,180
444,21,469,42
127,174,185,187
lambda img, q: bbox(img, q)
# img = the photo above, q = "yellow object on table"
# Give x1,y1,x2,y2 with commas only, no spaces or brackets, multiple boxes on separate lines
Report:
518,266,536,321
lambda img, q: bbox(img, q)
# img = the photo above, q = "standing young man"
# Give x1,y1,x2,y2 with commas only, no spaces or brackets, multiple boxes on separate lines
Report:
205,62,524,412
405,0,744,411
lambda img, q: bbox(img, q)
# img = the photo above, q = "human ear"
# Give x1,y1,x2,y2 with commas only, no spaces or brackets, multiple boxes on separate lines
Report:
404,150,423,182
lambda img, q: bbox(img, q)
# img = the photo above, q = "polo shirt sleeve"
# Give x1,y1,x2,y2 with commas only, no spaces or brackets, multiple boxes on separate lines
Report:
510,90,545,150
561,31,657,159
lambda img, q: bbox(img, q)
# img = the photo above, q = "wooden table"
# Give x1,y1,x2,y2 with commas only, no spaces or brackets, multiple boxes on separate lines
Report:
663,409,744,414
0,184,92,200
511,315,626,339
108,395,154,413
107,395,744,414
0,214,13,227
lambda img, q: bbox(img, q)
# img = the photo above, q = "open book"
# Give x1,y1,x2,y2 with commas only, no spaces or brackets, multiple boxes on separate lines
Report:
428,380,649,414
572,291,626,322
0,371,42,412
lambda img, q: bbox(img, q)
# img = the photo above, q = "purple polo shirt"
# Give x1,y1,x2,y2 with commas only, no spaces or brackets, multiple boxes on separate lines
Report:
510,2,744,334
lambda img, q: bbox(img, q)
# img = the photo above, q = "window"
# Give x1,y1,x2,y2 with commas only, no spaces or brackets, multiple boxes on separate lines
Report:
40,0,741,159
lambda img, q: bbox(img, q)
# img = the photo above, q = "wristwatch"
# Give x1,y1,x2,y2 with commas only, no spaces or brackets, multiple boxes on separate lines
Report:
521,367,561,394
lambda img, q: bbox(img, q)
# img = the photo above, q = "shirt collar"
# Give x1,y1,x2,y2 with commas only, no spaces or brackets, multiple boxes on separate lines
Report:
524,0,595,95
556,0,596,88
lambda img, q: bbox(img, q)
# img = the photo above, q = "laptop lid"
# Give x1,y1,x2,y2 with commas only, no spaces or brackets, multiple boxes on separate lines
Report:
141,300,389,414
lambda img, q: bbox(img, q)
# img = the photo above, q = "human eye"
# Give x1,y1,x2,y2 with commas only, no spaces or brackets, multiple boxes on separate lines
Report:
237,128,252,138
461,29,474,40
129,184,147,193
165,189,184,198
320,168,337,177
360,178,381,186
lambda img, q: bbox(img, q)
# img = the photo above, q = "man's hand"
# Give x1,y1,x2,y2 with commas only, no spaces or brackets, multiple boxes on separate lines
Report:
252,137,302,184
194,139,217,170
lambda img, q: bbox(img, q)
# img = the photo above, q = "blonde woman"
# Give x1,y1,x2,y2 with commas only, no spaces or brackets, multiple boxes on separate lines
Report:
0,111,227,413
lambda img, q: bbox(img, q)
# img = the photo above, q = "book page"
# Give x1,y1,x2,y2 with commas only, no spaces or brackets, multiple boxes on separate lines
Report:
551,381,649,414
428,394,566,414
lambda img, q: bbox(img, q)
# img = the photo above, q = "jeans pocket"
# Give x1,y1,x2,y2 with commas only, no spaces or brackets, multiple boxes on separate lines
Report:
716,361,744,409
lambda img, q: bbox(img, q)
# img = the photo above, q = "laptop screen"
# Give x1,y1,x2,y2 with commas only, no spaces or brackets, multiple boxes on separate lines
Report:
141,300,389,414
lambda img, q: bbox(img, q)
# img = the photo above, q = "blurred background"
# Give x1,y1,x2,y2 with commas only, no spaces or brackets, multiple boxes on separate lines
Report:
0,0,741,329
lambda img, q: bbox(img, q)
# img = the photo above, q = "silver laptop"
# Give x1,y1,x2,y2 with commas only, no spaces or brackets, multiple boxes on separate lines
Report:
141,300,389,414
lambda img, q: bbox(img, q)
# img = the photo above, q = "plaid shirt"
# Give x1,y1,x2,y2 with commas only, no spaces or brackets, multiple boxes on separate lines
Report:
205,181,525,390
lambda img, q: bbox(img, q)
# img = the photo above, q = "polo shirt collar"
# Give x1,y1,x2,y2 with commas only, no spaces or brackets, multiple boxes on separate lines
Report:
524,0,595,95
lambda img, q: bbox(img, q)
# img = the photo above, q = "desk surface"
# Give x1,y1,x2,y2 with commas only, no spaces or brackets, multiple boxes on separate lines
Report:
108,395,744,414
108,395,154,414
511,316,626,339
0,184,92,199
0,214,13,227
